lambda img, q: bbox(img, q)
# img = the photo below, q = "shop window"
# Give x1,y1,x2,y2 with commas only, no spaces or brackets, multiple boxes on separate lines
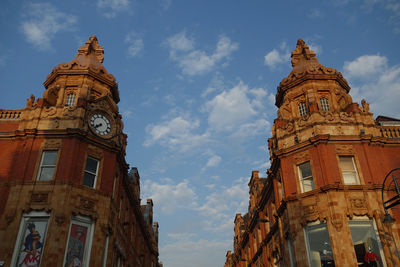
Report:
83,156,99,188
65,93,76,107
320,98,330,111
10,211,50,267
349,220,385,266
37,150,58,181
304,222,335,267
63,215,94,267
298,161,315,193
299,102,308,116
339,156,360,185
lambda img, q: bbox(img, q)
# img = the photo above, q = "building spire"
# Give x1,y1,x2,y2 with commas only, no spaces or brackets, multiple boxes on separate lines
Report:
76,35,104,63
290,39,320,72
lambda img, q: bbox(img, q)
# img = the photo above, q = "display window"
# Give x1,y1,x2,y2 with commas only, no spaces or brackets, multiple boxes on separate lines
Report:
304,222,335,267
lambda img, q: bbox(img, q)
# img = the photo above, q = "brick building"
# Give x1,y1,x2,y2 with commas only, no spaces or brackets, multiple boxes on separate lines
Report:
0,36,160,267
225,39,400,266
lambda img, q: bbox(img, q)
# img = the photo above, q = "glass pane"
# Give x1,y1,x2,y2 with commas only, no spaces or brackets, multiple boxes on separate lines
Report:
339,157,354,171
343,172,357,184
302,178,315,192
83,172,95,187
85,157,98,174
65,223,89,266
300,162,312,178
42,151,58,165
39,167,55,181
17,218,48,266
306,224,335,267
349,221,384,266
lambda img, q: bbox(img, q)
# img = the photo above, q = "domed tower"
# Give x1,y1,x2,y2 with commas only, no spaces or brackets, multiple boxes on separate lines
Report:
0,36,160,267
265,39,400,266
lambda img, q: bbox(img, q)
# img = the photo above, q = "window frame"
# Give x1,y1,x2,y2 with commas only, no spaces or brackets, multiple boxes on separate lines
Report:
37,150,59,181
10,211,50,267
65,93,76,107
304,221,335,267
338,156,360,185
320,97,330,111
83,156,100,188
63,215,94,267
298,161,315,193
298,102,308,116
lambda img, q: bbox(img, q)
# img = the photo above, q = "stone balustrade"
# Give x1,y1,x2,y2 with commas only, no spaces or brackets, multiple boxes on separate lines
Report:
0,109,22,120
380,126,400,138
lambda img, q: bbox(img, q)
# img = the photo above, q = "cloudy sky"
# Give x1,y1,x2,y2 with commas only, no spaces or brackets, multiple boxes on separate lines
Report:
1,0,399,266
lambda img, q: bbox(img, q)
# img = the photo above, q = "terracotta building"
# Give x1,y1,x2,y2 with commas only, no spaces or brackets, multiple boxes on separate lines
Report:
0,36,161,267
225,39,400,267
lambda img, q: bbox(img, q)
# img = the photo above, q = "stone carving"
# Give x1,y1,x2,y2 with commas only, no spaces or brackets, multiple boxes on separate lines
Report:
331,215,343,232
361,99,370,113
42,107,57,118
350,198,366,209
79,196,96,211
26,94,36,107
335,145,354,154
55,214,66,226
30,192,49,203
42,139,62,149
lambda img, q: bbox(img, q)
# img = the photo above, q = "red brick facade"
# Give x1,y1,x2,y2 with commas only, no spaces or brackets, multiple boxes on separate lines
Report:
0,36,160,267
225,40,400,267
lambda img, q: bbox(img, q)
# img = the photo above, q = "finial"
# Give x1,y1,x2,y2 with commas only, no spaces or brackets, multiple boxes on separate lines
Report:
76,35,104,63
291,39,318,67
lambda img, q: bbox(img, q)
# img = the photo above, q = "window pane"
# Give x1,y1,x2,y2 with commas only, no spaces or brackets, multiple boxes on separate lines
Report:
83,172,96,187
343,172,357,184
85,157,98,174
339,157,354,171
349,221,384,266
39,167,55,181
42,151,58,165
300,162,312,178
302,178,315,192
305,224,335,267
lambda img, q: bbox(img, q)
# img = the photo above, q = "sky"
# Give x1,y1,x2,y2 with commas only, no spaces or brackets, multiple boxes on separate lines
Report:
1,0,400,266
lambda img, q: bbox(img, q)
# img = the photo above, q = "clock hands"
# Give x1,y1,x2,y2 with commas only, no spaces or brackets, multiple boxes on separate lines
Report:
94,123,103,129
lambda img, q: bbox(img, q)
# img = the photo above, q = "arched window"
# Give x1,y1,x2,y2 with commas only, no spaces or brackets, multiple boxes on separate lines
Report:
298,102,308,116
65,93,76,107
320,97,330,111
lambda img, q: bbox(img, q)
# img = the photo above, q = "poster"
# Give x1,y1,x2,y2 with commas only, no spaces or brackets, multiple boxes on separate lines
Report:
64,223,89,267
16,219,48,267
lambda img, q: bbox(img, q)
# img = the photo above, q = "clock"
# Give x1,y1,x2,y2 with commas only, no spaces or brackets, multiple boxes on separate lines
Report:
89,113,112,136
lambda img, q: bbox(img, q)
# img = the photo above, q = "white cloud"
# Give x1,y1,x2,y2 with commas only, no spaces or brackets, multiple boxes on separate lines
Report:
202,72,225,97
144,115,210,152
198,177,249,232
125,32,144,57
264,42,290,69
344,54,387,78
204,81,268,132
343,54,400,118
20,3,77,50
308,9,323,19
165,31,238,76
230,119,270,139
160,0,172,10
142,179,197,214
205,155,221,168
97,0,130,18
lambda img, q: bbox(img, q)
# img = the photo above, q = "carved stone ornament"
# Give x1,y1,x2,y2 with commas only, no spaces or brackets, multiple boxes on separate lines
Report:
339,112,355,122
42,139,62,149
79,196,96,211
335,145,354,154
30,192,49,203
293,150,311,163
330,214,343,232
55,214,67,226
42,106,57,118
303,204,318,217
350,198,366,209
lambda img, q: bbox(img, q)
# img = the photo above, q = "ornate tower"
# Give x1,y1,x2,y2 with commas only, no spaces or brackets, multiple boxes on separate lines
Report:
0,36,160,267
224,39,400,267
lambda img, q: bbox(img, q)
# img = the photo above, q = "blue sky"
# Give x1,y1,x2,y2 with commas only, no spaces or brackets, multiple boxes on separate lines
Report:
1,1,400,266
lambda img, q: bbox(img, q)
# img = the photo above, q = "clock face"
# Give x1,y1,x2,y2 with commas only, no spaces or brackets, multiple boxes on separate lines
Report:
90,114,111,136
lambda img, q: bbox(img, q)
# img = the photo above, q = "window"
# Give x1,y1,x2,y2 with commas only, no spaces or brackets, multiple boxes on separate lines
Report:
63,215,94,267
320,98,330,111
349,220,385,266
65,93,76,107
304,222,335,267
10,211,50,267
299,102,308,116
37,150,58,181
339,156,360,185
83,156,99,188
298,161,314,192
